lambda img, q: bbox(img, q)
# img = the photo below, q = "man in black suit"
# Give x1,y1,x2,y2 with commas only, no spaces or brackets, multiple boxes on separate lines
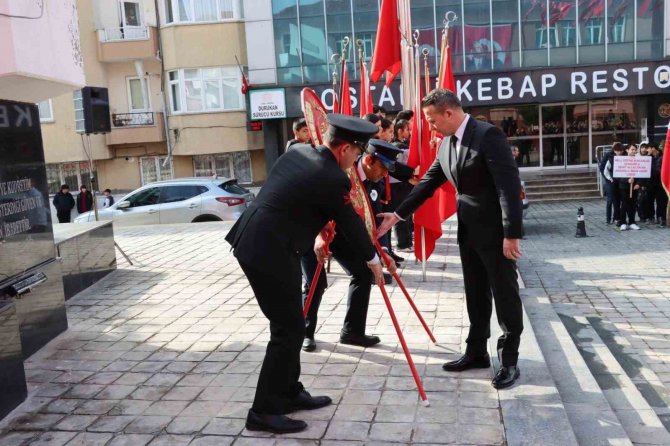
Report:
377,89,524,389
226,114,384,434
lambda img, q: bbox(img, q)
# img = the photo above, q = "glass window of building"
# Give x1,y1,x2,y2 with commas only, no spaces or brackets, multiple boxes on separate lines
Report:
520,0,548,67
273,1,302,84
466,104,541,168
37,100,53,123
591,99,638,148
410,0,437,75
167,67,242,113
193,151,252,184
435,1,462,72
491,0,520,69
140,156,173,185
636,0,664,60
73,90,85,133
300,0,329,83
460,0,495,72
353,0,380,76
165,0,241,23
46,162,99,194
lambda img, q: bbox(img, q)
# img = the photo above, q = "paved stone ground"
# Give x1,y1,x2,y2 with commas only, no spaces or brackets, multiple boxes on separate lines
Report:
0,222,506,445
518,199,670,426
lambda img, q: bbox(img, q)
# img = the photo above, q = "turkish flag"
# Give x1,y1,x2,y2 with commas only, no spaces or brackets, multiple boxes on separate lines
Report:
436,43,458,223
451,24,514,71
339,66,352,116
370,0,401,86
662,121,670,200
406,80,442,261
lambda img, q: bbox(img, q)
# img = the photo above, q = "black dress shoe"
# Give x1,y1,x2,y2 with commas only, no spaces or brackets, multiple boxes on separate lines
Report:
371,273,393,285
302,337,316,352
287,389,332,412
442,353,491,372
491,365,520,389
339,332,381,347
389,251,405,263
245,409,307,434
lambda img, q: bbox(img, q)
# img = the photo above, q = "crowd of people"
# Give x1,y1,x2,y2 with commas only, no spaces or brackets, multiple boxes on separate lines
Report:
52,184,114,223
600,141,667,230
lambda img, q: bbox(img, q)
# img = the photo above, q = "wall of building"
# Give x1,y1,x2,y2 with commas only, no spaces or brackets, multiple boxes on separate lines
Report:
41,94,110,163
160,23,247,71
105,60,163,115
169,112,248,155
96,157,142,192
173,155,195,178
249,149,267,183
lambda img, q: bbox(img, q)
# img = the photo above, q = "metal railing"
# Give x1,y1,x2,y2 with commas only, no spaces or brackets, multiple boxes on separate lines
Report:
101,26,149,42
112,112,155,127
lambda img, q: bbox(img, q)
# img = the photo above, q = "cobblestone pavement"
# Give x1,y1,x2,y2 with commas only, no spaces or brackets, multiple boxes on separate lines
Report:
0,222,506,445
519,199,670,418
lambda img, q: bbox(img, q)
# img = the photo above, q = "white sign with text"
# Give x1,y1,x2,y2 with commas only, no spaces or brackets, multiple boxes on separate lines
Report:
250,89,286,120
613,156,652,178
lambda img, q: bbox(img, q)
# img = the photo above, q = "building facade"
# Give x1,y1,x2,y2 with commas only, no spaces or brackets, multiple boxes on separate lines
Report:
40,0,266,195
247,0,670,172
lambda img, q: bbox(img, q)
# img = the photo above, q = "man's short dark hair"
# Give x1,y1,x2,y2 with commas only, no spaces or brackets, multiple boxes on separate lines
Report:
395,110,414,121
104,188,112,193
421,88,462,112
612,142,624,152
293,118,307,132
380,118,392,130
373,105,386,115
363,113,381,124
61,184,69,191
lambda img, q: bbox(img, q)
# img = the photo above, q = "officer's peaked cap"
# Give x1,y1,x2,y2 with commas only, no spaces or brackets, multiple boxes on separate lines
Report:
366,138,404,172
326,114,378,148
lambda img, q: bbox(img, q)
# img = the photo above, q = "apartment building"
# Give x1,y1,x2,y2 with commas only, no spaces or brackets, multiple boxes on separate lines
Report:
41,0,266,195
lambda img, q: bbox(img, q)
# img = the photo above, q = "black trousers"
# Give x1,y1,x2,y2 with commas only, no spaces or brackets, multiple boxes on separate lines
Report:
459,228,523,367
301,250,328,339
302,233,373,338
389,182,413,249
56,210,71,223
239,259,304,415
653,185,668,222
619,188,638,225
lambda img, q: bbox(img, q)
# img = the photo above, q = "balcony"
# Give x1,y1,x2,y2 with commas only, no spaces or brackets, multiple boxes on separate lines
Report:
106,112,166,146
97,26,159,63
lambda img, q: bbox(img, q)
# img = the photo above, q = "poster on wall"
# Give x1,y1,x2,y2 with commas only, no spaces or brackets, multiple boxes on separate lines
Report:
249,89,287,120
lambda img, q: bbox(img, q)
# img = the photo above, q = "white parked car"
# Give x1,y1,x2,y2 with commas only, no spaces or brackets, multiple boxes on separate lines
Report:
74,177,254,226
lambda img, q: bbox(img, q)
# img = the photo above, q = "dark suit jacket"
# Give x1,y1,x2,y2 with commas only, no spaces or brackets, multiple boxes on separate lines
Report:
396,117,523,242
225,144,376,273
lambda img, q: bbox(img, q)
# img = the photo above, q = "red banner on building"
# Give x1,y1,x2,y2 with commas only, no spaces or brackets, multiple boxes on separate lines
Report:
450,24,514,71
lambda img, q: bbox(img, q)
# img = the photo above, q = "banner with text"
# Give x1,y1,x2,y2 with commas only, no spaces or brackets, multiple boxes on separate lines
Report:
613,156,652,178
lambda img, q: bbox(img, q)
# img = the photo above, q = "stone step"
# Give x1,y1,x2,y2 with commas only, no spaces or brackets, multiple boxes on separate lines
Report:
527,190,602,202
523,176,599,187
520,288,632,446
553,303,670,445
524,182,600,194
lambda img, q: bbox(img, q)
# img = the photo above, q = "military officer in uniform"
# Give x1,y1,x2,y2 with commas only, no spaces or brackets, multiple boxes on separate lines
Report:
225,114,384,434
302,139,406,352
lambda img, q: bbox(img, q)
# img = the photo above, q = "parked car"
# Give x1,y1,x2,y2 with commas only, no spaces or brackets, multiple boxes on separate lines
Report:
74,177,254,226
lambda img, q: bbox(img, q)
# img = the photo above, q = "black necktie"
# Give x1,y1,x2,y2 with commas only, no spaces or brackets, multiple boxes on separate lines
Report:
450,136,459,182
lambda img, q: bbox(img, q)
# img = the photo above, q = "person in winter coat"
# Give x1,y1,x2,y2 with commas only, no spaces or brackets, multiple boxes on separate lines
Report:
76,185,94,214
602,143,624,224
52,184,75,223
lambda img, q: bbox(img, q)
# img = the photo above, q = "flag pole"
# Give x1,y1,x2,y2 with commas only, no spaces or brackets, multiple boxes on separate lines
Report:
331,54,339,113
398,0,413,108
338,37,350,111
